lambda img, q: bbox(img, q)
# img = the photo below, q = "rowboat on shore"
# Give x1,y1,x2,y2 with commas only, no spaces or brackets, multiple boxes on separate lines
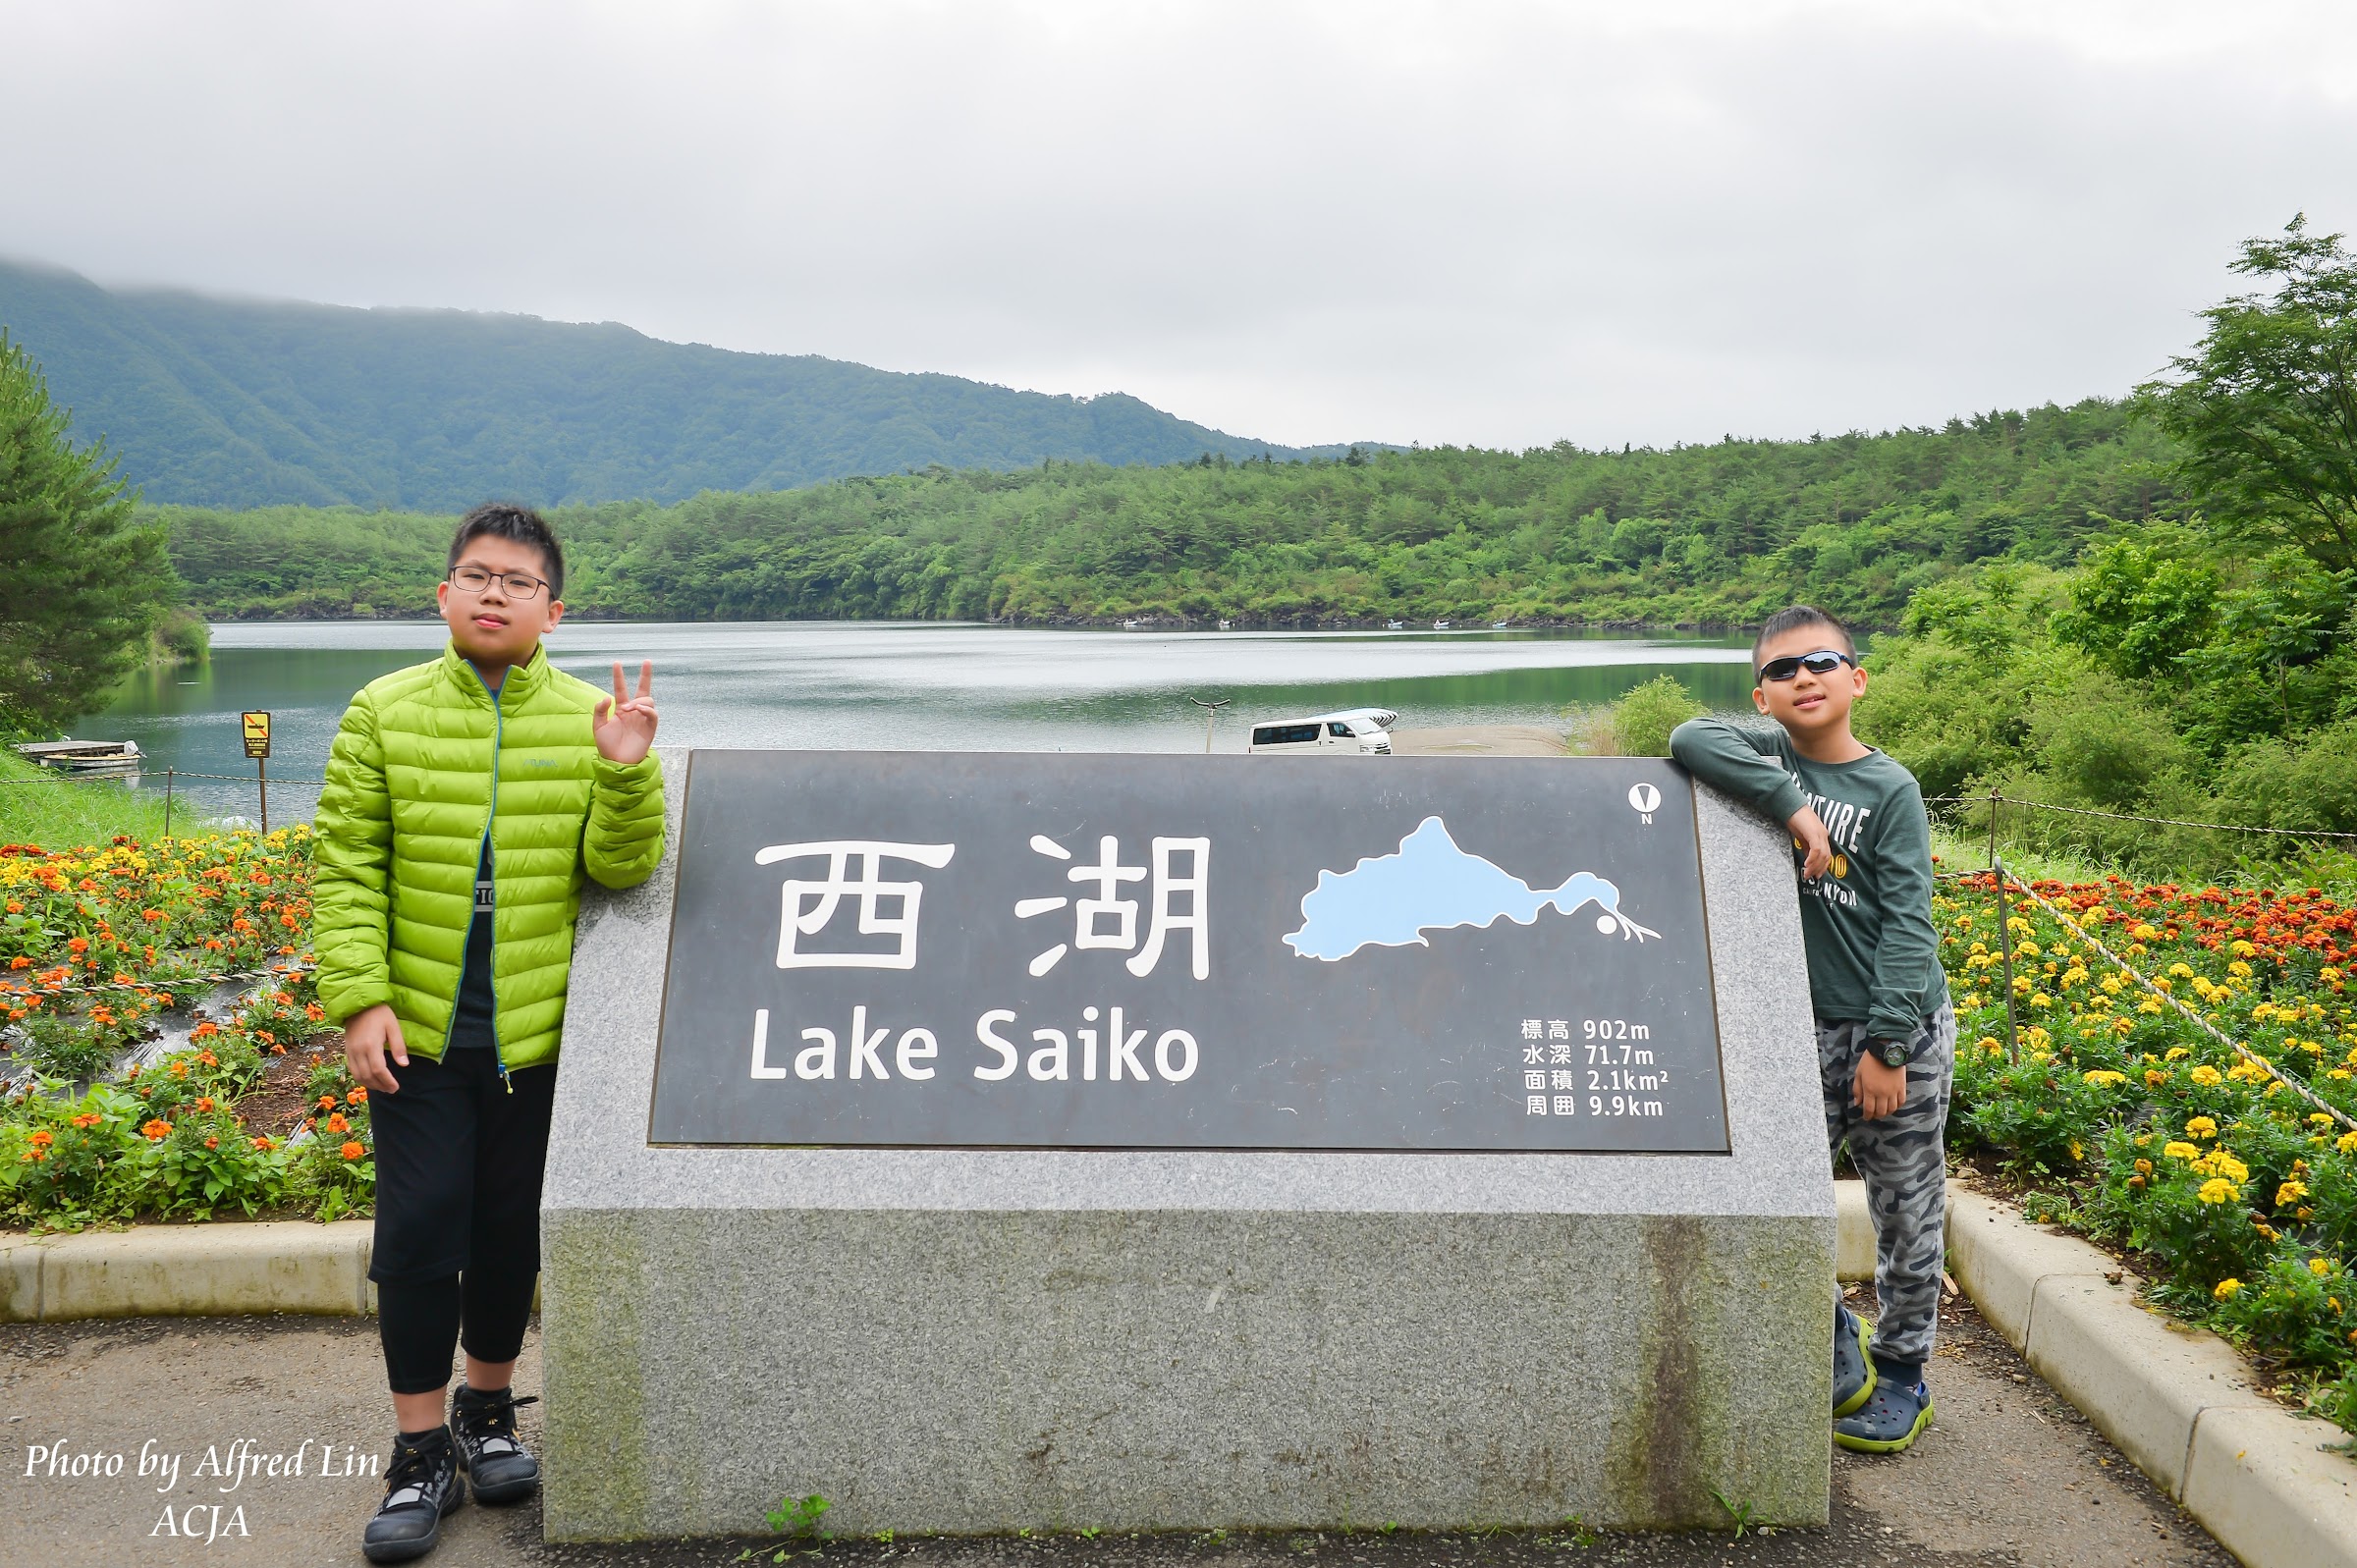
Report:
14,739,142,775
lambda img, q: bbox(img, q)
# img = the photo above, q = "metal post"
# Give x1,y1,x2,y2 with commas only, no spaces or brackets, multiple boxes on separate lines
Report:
1990,788,2020,1059
257,756,268,837
162,767,174,840
1188,696,1231,754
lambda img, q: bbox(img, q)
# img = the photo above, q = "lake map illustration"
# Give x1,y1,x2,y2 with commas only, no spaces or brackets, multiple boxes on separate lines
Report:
1283,815,1663,961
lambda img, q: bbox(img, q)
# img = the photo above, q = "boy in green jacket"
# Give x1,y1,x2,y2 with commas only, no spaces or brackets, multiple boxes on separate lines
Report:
1670,605,1951,1455
311,504,666,1563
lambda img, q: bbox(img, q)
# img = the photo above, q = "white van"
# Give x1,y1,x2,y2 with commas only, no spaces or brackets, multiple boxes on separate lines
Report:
1247,707,1398,756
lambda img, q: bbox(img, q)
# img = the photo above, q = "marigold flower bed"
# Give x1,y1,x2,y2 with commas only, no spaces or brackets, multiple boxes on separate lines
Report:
1941,871,2357,1434
0,828,372,1230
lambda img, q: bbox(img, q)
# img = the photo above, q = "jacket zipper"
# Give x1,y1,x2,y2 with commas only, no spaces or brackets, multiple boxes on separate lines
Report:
448,667,514,1093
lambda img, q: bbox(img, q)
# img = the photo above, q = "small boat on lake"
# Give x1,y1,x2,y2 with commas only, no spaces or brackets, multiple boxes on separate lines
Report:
15,739,141,776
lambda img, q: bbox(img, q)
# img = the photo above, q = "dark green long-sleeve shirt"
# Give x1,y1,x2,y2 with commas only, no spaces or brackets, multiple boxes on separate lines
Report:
1670,716,1946,1043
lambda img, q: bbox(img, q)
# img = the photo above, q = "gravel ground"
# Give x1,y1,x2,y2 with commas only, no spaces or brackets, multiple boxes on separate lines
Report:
0,1290,2231,1568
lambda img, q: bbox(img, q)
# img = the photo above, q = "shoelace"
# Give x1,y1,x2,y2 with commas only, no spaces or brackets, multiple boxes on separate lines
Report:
460,1393,539,1455
379,1440,449,1511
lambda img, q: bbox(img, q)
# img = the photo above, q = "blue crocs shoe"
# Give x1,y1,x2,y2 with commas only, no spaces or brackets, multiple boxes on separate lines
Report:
1832,1304,1876,1419
1835,1374,1933,1453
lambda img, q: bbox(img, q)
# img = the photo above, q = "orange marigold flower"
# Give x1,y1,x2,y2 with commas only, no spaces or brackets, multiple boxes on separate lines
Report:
325,1113,350,1134
7,956,26,969
139,1119,172,1140
317,1094,336,1110
70,1113,101,1129
194,1096,215,1112
249,1135,275,1152
192,1021,219,1039
196,1050,217,1067
27,1130,53,1148
339,1140,365,1161
203,1136,219,1151
348,1087,367,1105
66,937,88,953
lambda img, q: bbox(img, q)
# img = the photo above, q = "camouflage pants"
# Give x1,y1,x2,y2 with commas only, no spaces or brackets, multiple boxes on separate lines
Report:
1819,1001,1955,1373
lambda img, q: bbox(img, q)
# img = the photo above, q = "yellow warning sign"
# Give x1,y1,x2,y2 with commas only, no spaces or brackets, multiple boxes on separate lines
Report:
241,711,272,760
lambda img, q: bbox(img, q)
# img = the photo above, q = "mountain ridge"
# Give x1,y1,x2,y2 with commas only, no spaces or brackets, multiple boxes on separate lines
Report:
0,256,1377,511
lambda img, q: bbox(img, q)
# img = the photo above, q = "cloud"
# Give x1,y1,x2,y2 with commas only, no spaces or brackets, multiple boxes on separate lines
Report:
6,0,2356,449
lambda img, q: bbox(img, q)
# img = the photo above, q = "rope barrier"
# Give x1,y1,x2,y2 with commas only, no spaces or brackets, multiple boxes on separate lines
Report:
1,771,325,786
1923,791,2357,842
1966,861,2357,1134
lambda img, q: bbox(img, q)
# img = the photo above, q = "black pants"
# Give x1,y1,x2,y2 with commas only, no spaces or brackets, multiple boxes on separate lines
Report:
369,1047,556,1396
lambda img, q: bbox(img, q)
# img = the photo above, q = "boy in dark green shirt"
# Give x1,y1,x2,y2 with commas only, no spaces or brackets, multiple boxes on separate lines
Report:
1671,605,1952,1454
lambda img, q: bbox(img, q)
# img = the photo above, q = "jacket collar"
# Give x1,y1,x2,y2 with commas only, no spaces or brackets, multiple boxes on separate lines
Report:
439,640,551,707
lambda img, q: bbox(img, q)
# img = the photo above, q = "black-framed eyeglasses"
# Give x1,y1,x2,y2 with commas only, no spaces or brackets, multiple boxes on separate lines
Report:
1757,648,1854,682
449,566,549,601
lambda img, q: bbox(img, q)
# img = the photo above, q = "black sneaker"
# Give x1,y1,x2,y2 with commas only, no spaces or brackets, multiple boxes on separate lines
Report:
1832,1304,1876,1419
362,1429,466,1564
451,1383,542,1505
1835,1376,1934,1453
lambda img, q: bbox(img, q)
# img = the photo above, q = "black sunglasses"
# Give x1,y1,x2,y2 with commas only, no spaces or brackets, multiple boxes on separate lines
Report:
1757,648,1854,682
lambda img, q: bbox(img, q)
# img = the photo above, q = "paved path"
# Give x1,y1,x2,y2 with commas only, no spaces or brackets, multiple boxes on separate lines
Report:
0,1294,2228,1567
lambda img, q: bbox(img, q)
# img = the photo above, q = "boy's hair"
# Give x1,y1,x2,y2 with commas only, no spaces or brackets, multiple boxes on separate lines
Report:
1751,604,1853,673
448,503,564,600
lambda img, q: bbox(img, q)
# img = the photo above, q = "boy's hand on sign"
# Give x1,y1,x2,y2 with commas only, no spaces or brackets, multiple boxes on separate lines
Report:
1852,1054,1907,1120
344,1003,409,1094
594,661,658,766
1785,803,1832,881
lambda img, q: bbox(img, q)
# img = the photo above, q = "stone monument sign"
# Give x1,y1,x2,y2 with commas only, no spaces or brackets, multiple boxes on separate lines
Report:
542,751,1834,1541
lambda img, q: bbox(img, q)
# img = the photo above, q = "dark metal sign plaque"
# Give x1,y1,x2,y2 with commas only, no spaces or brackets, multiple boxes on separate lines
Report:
646,751,1727,1153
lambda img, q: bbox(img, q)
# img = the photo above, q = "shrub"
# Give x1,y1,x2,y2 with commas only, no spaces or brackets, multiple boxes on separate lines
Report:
1610,675,1706,758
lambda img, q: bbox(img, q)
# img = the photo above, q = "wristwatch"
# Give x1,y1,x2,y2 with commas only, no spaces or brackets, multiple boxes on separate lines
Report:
1874,1039,1913,1068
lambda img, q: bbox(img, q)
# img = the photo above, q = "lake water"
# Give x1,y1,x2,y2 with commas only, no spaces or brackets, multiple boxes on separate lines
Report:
86,622,1753,822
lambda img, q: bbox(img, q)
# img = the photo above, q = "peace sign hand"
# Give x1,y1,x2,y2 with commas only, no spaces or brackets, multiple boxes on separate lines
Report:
593,661,658,765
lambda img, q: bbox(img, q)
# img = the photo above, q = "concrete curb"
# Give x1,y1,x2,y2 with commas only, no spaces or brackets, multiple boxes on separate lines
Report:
1838,1180,2356,1568
0,1220,373,1320
8,1191,2350,1565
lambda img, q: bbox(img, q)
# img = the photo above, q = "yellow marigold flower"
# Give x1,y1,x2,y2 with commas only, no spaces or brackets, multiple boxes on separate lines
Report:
2145,1068,2169,1088
2133,923,2159,942
2277,1180,2310,1208
2083,1069,2127,1086
2018,940,2043,958
2229,939,2255,958
2188,1065,2222,1086
2186,1115,2219,1138
2163,1141,2200,1161
2101,975,2123,995
2214,1277,2243,1299
2197,1178,2239,1205
2313,1113,2339,1127
2312,1258,2334,1278
2165,1046,2191,1061
2167,962,2195,980
2139,997,2166,1015
2226,960,2252,978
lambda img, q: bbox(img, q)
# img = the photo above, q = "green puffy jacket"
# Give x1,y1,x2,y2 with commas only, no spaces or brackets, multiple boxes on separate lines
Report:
310,641,666,1069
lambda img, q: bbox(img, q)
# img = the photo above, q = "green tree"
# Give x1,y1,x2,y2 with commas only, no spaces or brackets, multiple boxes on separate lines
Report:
2139,215,2357,572
0,334,176,737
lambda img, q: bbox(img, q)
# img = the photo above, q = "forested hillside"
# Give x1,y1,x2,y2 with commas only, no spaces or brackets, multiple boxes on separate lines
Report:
160,397,2176,627
0,258,1353,510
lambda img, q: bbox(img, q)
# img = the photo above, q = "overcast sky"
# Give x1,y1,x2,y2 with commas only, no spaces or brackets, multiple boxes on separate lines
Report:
7,0,2356,450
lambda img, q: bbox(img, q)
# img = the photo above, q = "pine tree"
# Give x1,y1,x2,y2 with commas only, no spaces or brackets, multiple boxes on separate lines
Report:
0,332,176,736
